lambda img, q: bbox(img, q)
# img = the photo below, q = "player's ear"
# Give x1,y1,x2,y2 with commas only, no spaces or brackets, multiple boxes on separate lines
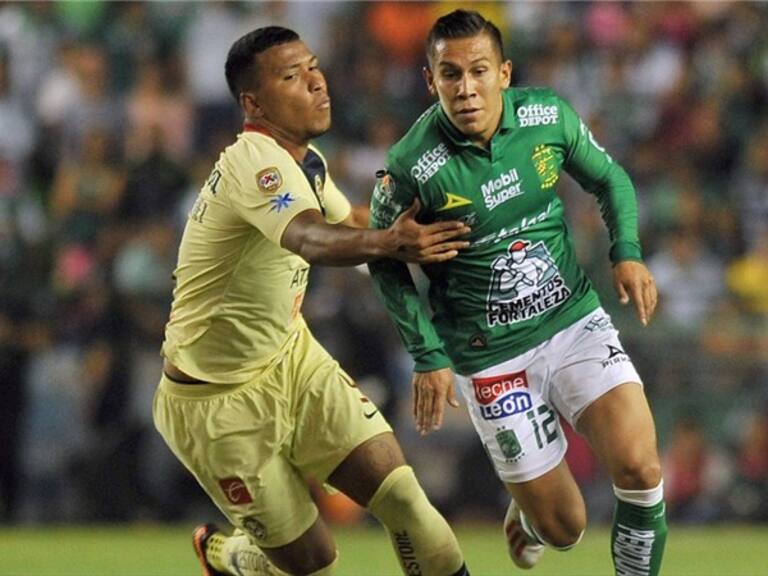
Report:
240,91,264,119
423,66,437,97
500,59,512,89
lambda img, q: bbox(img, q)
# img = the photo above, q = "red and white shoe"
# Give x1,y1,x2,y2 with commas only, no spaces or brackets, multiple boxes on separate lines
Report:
504,499,545,569
192,523,227,576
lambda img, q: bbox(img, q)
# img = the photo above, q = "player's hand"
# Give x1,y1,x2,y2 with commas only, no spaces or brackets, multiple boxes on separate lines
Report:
412,368,460,436
388,199,471,264
613,261,657,326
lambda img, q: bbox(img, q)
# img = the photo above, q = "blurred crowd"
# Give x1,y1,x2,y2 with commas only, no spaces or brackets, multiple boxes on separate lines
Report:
0,1,767,527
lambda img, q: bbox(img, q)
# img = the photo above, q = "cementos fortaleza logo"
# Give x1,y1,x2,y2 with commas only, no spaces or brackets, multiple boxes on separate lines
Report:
472,371,532,420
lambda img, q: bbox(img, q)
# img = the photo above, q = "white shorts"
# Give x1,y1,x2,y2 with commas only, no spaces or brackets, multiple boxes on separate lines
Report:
457,308,642,484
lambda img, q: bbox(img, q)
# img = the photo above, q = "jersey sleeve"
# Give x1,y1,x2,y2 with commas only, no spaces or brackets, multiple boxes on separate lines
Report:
323,170,352,225
368,156,454,372
560,97,643,263
227,150,321,247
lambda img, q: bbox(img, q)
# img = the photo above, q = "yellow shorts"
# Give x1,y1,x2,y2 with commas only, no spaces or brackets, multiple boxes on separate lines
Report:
153,324,391,548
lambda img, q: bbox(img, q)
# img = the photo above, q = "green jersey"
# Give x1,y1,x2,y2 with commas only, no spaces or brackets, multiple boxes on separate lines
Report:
369,87,642,375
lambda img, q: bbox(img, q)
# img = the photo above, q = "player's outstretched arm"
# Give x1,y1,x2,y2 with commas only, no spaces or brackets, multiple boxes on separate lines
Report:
281,200,470,266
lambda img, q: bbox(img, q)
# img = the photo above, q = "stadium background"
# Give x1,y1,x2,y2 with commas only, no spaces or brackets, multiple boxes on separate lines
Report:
0,1,766,574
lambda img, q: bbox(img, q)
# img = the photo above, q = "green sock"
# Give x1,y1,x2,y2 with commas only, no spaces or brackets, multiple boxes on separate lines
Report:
611,499,667,576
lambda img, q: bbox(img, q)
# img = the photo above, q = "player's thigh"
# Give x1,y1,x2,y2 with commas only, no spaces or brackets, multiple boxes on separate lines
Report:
548,310,660,485
576,382,662,488
153,375,319,549
290,335,392,495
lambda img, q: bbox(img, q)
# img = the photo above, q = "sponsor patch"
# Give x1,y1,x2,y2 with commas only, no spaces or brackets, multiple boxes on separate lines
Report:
269,192,295,213
481,168,524,210
474,201,554,248
410,142,452,184
472,371,532,420
256,167,283,194
516,103,559,127
375,170,396,199
371,174,404,227
486,239,571,327
219,477,253,505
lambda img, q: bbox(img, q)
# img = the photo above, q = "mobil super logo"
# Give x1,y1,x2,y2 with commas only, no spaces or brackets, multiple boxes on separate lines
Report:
472,371,532,420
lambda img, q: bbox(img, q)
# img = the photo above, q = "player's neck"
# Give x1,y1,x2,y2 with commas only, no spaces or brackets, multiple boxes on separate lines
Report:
243,120,309,162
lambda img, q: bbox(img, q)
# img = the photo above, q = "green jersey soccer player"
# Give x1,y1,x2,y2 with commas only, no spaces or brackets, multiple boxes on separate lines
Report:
369,10,667,576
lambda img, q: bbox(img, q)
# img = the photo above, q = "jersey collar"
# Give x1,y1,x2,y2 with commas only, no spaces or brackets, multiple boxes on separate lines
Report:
243,121,272,136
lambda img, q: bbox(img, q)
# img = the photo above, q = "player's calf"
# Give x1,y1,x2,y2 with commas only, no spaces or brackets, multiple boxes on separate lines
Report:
367,465,469,576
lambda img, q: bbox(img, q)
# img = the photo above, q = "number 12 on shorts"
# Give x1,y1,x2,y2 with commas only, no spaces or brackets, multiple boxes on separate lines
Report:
526,405,558,449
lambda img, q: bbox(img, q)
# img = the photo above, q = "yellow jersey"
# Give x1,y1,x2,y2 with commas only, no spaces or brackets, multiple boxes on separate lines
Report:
162,126,351,383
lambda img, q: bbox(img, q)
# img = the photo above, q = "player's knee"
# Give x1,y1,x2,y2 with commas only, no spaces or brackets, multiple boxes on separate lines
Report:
366,465,429,522
533,508,586,549
614,459,662,490
535,516,587,550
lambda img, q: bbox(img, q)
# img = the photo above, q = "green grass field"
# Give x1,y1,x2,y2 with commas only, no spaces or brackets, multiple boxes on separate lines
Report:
1,524,766,575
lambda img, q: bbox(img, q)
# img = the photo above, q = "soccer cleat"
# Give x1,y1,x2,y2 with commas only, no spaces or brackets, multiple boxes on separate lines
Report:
504,499,545,569
192,523,227,576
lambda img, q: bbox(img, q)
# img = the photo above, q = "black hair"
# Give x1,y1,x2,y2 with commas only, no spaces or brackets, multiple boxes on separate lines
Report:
426,9,504,66
225,26,300,102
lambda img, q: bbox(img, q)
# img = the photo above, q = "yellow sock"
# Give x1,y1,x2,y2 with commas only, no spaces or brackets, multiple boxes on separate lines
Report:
367,466,466,576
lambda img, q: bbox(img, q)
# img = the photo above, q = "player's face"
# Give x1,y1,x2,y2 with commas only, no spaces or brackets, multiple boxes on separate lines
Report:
244,41,331,142
426,33,511,147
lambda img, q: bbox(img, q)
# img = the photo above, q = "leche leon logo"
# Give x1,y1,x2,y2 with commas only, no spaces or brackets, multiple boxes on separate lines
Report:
218,477,253,505
472,371,532,420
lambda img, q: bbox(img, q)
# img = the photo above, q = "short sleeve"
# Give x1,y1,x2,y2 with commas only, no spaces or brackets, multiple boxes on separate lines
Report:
227,154,321,247
323,171,352,224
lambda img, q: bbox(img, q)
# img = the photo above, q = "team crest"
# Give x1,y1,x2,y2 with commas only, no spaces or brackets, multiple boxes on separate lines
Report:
496,429,524,461
256,167,283,194
241,515,268,541
532,145,559,189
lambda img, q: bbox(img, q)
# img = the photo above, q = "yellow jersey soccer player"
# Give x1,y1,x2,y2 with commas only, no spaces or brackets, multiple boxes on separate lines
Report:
153,26,470,576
